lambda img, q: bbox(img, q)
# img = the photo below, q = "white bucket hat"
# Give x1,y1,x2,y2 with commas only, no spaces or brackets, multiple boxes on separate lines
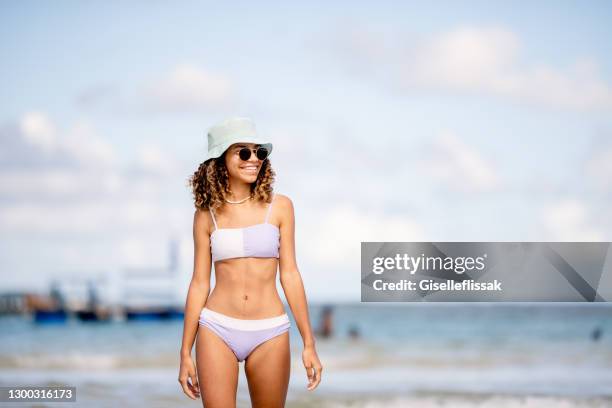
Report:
204,117,273,162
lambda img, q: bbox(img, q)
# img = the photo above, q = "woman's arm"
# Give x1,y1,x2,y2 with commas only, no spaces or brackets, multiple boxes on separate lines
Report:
180,208,213,357
277,194,323,390
178,208,212,400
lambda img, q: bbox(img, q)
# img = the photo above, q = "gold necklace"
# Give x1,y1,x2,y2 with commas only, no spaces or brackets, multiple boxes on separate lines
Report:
224,193,252,204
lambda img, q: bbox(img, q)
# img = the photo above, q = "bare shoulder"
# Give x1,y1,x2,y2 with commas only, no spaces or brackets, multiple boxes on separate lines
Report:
273,193,294,227
193,207,213,235
273,193,294,212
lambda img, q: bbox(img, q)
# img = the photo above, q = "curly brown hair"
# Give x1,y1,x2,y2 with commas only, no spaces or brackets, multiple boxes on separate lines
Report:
187,151,276,212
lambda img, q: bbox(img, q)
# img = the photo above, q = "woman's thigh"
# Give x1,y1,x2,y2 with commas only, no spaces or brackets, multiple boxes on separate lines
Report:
244,331,291,408
195,324,239,408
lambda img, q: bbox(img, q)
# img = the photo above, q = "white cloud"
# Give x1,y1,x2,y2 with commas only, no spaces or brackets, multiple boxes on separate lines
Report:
291,203,425,300
77,63,237,115
2,111,117,170
416,131,500,193
0,111,196,292
299,203,426,268
142,63,235,112
62,119,116,167
135,143,180,176
0,112,124,202
0,198,164,235
404,26,520,90
332,24,612,112
585,145,612,192
541,198,603,241
0,112,182,237
0,170,122,198
0,201,112,234
118,236,155,267
20,112,58,152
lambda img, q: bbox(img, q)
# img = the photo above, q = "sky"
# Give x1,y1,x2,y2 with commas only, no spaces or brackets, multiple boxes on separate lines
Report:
1,0,611,302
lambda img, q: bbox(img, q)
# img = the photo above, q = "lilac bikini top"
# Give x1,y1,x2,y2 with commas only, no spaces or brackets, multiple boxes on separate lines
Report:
209,193,280,263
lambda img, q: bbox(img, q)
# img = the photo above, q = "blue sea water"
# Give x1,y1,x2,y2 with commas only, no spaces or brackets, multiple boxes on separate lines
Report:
0,303,611,407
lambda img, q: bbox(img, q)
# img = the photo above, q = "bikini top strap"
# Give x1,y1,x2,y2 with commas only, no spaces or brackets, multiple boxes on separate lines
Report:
209,207,218,231
265,193,276,223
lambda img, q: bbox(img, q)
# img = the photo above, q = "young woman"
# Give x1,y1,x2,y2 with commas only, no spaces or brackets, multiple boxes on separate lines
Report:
179,117,323,407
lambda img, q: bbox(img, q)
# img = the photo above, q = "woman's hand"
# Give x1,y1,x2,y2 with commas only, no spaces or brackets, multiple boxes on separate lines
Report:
302,345,323,390
178,354,201,400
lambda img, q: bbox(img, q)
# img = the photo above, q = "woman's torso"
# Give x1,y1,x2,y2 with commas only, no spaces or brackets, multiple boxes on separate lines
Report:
204,195,285,319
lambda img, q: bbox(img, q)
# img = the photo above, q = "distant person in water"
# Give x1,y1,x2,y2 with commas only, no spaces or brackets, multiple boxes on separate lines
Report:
348,325,361,340
316,305,334,338
591,326,603,342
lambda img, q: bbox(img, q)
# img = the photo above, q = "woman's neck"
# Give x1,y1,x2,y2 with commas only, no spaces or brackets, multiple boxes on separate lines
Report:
227,179,252,201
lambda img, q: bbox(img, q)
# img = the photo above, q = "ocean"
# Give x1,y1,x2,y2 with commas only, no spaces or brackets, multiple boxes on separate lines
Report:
1,303,611,407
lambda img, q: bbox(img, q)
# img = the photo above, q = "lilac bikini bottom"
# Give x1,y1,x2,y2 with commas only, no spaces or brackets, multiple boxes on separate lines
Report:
198,307,291,362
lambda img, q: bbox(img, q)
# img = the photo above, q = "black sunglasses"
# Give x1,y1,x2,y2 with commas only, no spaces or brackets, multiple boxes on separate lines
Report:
238,146,269,161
